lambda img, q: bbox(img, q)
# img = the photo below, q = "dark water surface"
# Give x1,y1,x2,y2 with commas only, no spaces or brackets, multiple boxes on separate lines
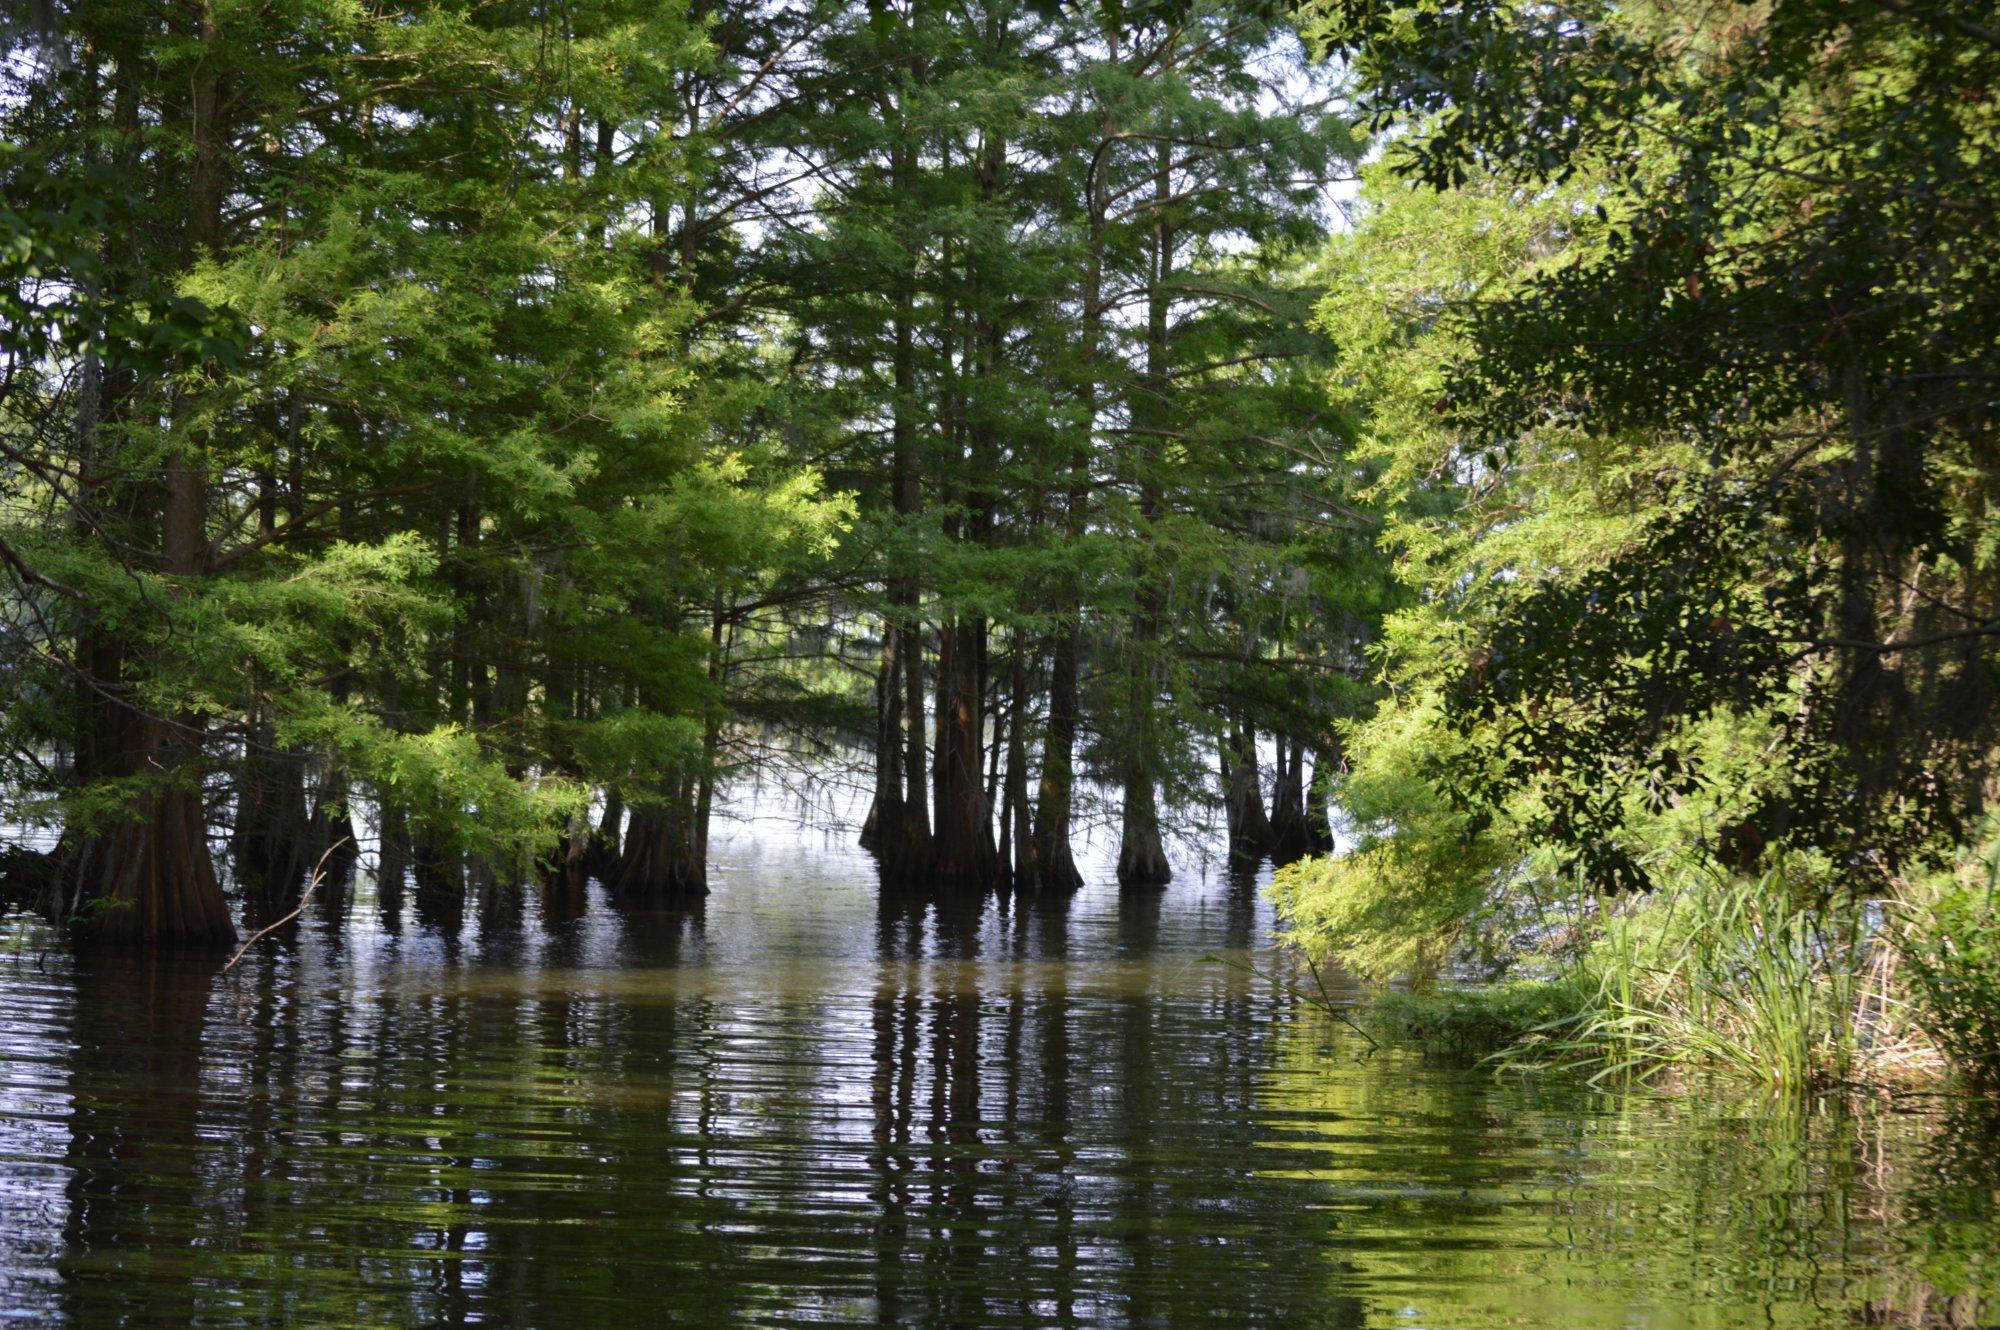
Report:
1,818,1997,1328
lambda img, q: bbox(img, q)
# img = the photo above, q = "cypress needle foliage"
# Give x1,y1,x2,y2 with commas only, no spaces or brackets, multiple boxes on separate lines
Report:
2,0,1380,944
1278,0,2000,1086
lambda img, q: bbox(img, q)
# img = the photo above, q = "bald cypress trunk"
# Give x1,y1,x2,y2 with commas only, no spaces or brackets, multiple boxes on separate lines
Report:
543,807,592,921
233,739,314,910
931,618,999,887
1032,625,1086,892
1269,735,1313,865
233,453,315,911
612,780,708,905
1005,627,1039,891
370,789,405,898
411,833,466,933
63,8,233,949
860,633,903,853
1115,135,1175,890
583,788,624,881
1222,724,1274,863
873,111,932,886
1030,71,1115,897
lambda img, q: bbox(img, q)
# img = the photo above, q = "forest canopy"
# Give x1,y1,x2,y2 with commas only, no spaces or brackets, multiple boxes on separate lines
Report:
0,0,1380,943
1,0,1995,1097
1273,0,2000,1085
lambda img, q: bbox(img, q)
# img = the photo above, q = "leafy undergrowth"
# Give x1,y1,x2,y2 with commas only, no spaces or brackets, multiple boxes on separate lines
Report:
1364,871,1959,1091
1367,980,1591,1064
1899,831,2000,1091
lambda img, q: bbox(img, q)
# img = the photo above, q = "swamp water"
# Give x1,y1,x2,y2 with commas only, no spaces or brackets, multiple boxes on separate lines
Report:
0,815,1996,1328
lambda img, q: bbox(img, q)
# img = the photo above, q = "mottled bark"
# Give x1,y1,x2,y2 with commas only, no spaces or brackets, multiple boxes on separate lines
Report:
931,619,999,887
613,781,708,905
1268,735,1313,865
1221,725,1274,863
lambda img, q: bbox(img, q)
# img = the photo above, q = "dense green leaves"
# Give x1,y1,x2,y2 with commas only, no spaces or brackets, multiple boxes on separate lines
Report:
2,0,1381,938
1295,0,1999,904
1278,0,1999,1094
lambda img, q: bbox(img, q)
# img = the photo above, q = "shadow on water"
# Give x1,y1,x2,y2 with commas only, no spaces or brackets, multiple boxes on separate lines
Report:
57,952,213,1329
0,820,1995,1328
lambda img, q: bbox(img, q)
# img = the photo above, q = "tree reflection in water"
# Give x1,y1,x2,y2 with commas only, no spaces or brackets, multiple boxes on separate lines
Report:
0,822,1991,1328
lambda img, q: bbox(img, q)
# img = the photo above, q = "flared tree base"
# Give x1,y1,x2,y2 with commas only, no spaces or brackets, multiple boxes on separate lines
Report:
60,791,235,950
1021,834,1085,895
869,812,934,890
611,809,708,906
1116,832,1172,889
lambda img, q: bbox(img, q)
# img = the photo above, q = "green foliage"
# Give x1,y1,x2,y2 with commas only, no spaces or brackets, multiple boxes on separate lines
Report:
1277,0,2000,1091
1902,827,2000,1088
2,0,1377,932
1272,699,1510,982
1369,978,1589,1062
1487,870,1936,1090
1296,0,2000,899
0,0,865,920
0,143,244,373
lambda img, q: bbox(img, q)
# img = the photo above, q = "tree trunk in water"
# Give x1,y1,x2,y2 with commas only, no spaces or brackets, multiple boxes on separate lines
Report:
1117,776,1171,888
1029,74,1111,898
62,0,235,950
936,120,1009,895
860,628,903,853
376,799,410,922
613,781,708,905
1269,735,1313,865
61,763,235,949
544,808,591,921
233,734,314,913
584,788,624,881
1005,627,1039,891
1031,626,1085,890
305,760,359,897
537,802,587,916
77,451,237,944
411,833,466,933
874,119,930,885
60,633,230,948
233,442,326,912
1222,725,1274,863
1116,134,1174,891
931,619,999,888
1305,744,1337,854
873,617,931,883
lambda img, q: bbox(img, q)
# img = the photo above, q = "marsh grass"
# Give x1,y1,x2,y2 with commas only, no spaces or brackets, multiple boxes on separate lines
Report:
1368,979,1589,1062
1491,872,1938,1090
1897,830,2000,1089
1344,845,2000,1091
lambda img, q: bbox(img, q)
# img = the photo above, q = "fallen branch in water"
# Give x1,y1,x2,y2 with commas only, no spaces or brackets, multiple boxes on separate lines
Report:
1199,950,1380,1054
221,838,350,975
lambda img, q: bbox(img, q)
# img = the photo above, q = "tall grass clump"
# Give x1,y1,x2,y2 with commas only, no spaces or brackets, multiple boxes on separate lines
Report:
1501,869,1934,1090
1369,977,1592,1062
1899,825,2000,1089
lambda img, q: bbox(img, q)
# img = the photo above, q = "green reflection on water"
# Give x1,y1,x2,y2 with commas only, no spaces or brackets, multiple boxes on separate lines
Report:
0,840,1995,1329
1265,1011,2000,1329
